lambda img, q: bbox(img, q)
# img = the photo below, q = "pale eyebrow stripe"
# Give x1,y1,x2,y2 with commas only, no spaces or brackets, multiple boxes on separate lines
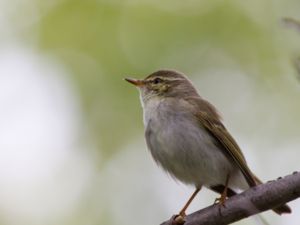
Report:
147,76,185,82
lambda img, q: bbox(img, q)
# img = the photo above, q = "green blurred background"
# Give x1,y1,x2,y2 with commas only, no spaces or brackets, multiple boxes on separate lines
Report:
0,0,300,225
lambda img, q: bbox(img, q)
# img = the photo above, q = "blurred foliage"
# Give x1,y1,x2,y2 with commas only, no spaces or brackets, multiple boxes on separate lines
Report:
2,1,299,225
28,0,300,161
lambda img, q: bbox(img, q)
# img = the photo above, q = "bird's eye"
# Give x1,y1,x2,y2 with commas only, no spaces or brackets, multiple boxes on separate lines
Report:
153,78,163,84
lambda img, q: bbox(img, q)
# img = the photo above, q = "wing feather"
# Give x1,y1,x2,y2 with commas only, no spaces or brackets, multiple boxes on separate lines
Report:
186,97,257,187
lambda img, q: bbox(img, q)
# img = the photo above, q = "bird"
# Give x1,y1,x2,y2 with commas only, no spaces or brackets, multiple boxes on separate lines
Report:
125,69,291,220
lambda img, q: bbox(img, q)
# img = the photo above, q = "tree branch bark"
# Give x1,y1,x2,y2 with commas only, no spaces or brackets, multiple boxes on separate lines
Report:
160,172,300,225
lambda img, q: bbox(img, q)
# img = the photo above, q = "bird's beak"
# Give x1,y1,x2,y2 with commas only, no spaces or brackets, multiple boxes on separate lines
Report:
124,78,144,87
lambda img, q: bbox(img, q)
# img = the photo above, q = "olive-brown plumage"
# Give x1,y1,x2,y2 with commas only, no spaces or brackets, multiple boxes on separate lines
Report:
125,69,291,217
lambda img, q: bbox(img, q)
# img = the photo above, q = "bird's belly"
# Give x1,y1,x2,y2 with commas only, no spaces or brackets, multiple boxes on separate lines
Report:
146,116,235,188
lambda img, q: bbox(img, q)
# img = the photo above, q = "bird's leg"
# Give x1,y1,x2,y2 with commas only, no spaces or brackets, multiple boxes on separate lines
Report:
174,187,201,224
214,174,230,206
178,187,201,217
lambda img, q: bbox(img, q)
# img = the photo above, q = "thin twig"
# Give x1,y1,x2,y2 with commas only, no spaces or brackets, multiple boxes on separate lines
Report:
282,17,300,32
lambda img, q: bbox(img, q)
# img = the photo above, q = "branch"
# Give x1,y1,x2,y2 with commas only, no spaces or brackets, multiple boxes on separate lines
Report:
282,17,300,81
160,172,300,225
282,17,300,32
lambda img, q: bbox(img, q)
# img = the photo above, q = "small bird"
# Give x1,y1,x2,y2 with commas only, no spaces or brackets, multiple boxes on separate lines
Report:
125,69,291,219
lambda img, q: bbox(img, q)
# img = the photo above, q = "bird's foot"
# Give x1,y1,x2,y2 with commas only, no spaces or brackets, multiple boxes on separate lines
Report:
171,212,186,225
214,195,227,207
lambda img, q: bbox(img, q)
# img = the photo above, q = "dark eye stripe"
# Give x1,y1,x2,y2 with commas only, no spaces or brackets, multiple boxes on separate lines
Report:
153,78,163,84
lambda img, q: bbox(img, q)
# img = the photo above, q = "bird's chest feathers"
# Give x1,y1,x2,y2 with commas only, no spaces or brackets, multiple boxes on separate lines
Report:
143,98,234,186
144,99,204,157
144,99,181,143
142,97,162,126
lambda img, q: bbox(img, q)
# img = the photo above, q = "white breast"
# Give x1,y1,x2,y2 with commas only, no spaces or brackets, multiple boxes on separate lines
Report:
142,98,246,190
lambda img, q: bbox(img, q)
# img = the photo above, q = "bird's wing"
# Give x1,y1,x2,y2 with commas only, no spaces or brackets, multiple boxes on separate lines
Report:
186,97,257,187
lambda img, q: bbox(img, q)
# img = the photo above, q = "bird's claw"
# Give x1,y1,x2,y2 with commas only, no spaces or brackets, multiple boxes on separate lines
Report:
171,214,186,225
214,196,227,206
